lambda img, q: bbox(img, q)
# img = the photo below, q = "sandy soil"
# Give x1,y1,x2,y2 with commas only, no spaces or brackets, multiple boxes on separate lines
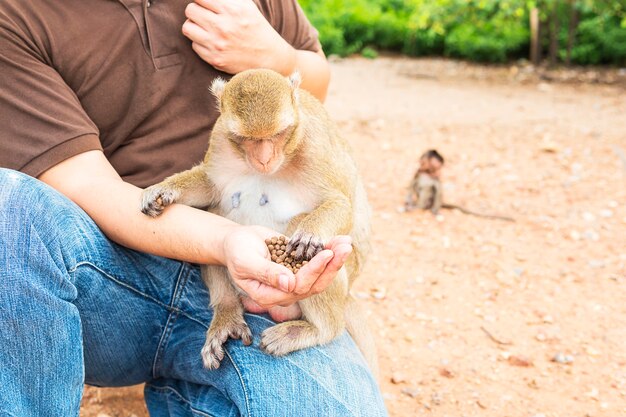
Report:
80,57,626,417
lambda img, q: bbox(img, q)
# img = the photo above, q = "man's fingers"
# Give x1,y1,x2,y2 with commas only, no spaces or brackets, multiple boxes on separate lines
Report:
185,3,217,30
292,249,333,295
309,243,352,294
235,253,295,292
194,0,227,14
237,279,297,308
182,19,210,43
325,235,352,249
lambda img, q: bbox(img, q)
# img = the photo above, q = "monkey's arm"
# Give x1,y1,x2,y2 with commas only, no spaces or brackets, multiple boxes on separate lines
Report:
140,164,220,217
431,181,443,214
404,178,419,210
40,150,353,309
287,192,352,260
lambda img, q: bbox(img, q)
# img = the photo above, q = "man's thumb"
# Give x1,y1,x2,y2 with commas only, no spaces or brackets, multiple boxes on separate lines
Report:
254,258,295,292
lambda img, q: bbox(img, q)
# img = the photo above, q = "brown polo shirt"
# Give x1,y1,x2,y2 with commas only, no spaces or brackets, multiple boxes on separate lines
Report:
0,0,319,187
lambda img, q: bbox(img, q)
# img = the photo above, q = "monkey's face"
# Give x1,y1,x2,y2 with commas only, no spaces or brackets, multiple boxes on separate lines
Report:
232,124,296,175
210,69,302,175
419,156,443,179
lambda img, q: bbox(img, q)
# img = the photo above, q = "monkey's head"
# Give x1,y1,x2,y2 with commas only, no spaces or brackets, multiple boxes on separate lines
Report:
419,149,444,178
210,69,301,175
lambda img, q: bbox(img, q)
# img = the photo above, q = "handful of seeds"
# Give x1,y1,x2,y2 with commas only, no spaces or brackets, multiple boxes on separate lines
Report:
265,235,309,274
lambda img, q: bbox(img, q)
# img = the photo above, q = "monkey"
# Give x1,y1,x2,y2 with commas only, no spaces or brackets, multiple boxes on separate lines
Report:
139,69,377,375
404,149,445,214
405,149,515,222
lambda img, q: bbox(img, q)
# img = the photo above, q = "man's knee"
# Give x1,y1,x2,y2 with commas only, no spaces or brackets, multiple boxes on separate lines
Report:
0,168,77,224
0,168,100,251
0,168,102,292
228,328,386,417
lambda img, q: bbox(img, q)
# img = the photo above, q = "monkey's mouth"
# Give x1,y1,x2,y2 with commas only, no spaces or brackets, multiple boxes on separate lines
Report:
248,160,278,175
247,156,285,176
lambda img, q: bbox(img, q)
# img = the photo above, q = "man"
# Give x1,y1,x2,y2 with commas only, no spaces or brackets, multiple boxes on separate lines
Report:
0,0,387,416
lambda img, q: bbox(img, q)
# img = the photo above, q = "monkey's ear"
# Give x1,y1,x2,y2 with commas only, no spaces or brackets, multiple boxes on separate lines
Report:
288,71,301,90
209,77,227,106
288,72,301,103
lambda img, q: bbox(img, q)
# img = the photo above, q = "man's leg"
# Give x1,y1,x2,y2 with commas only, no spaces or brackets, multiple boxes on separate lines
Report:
0,168,386,417
145,266,387,416
1,169,87,416
0,169,186,416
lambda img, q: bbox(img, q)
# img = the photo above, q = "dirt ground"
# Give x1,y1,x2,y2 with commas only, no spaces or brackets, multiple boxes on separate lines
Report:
80,57,626,417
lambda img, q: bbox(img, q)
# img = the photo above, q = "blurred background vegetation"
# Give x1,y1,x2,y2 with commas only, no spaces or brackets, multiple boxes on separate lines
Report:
300,0,626,65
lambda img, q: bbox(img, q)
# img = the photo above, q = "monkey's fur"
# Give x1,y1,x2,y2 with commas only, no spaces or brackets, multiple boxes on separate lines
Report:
405,149,514,222
140,69,376,374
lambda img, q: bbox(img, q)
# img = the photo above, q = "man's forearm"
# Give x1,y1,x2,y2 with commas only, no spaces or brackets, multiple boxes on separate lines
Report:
39,150,235,265
291,49,330,102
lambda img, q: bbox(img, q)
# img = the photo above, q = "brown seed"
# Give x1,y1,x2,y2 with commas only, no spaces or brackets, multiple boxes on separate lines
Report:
276,250,283,256
271,237,278,244
302,260,308,265
265,238,271,245
268,244,274,251
290,251,297,257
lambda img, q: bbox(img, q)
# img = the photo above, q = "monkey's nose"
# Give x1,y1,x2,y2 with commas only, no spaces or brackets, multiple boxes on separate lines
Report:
256,160,272,173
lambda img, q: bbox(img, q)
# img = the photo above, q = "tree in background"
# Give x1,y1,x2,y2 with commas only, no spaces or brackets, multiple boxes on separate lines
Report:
300,0,626,65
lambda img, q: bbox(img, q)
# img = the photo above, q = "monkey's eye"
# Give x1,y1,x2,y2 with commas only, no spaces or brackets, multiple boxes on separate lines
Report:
229,133,248,145
273,126,294,141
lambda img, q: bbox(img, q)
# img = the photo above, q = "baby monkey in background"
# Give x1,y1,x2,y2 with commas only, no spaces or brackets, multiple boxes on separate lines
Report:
405,149,514,222
140,69,376,373
405,149,445,214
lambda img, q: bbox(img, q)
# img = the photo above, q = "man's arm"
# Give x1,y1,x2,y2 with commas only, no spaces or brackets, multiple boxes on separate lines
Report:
182,0,331,101
39,150,351,309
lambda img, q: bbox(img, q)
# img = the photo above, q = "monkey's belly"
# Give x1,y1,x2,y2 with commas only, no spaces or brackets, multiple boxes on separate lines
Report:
217,176,318,234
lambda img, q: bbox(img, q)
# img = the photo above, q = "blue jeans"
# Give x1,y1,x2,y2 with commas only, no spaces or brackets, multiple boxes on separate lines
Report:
0,168,387,417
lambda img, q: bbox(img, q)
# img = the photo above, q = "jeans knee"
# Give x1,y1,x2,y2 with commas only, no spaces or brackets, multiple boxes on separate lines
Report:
0,168,102,287
0,168,98,247
0,168,68,222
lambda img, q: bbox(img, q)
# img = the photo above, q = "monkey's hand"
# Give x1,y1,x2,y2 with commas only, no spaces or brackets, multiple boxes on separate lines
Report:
140,185,179,217
286,231,326,262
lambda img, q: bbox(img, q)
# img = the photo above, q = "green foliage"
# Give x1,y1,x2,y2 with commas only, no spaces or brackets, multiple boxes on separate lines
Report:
361,47,379,59
299,0,626,65
568,12,626,65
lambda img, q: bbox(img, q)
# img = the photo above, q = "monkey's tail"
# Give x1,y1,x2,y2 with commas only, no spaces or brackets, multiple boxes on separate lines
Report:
344,295,379,380
441,203,515,222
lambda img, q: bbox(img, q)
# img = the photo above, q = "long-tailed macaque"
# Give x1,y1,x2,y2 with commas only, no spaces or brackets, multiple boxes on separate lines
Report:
140,69,376,374
405,149,445,214
405,149,514,222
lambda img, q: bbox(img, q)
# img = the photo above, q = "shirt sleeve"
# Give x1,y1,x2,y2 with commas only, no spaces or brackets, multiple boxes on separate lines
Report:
0,10,101,178
257,0,321,53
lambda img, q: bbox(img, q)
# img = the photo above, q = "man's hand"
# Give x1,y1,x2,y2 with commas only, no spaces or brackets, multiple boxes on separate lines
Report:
222,226,352,320
182,0,296,75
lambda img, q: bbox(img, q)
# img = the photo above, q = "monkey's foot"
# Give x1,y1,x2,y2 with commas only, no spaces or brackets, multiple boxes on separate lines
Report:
140,185,179,217
201,319,252,369
260,320,317,356
286,232,325,261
